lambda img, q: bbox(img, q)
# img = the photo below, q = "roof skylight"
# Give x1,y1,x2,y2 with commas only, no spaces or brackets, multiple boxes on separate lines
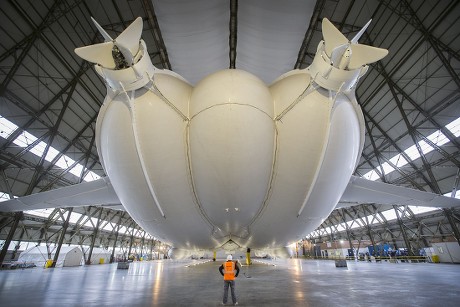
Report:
0,192,10,201
445,117,460,137
0,116,19,139
363,117,460,187
308,205,439,239
0,115,100,182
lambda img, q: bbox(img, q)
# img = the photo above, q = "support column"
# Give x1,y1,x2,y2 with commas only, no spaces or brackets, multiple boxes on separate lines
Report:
149,240,154,261
443,208,460,247
80,243,87,264
110,224,121,263
0,212,23,266
387,228,399,250
229,0,238,69
11,227,25,261
393,205,414,256
46,242,52,259
356,239,362,259
86,208,103,265
340,209,354,256
0,169,23,266
363,205,377,255
50,208,73,268
140,233,146,260
110,213,123,263
127,231,134,260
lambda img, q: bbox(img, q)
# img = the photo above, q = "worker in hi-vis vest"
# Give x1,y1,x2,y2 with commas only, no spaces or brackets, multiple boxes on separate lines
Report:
219,254,240,305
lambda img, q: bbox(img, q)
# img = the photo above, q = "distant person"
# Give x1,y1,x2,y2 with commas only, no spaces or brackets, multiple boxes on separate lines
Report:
219,255,240,305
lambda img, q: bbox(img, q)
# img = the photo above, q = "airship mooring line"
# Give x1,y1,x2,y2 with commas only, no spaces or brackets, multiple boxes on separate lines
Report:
149,81,189,121
274,83,317,122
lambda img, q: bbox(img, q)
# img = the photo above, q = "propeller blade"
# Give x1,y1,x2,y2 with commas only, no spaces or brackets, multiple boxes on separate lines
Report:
350,19,372,44
348,44,388,70
91,17,113,42
74,42,116,69
115,17,143,64
322,18,348,57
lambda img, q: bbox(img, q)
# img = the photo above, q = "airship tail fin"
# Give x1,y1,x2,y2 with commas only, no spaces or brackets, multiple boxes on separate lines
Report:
115,17,143,65
348,44,388,70
75,42,116,69
321,18,388,70
308,19,388,91
91,16,113,42
322,18,348,57
350,19,371,44
75,17,144,69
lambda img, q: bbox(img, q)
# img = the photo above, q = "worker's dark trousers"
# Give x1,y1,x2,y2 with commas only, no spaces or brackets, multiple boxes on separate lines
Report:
223,280,237,304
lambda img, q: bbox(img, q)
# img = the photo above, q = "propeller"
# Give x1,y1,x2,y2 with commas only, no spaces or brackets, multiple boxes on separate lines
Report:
75,17,144,69
322,18,388,70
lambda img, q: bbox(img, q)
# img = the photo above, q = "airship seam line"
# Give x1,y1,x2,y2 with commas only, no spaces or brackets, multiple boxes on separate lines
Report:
184,121,221,236
189,103,272,122
245,124,279,230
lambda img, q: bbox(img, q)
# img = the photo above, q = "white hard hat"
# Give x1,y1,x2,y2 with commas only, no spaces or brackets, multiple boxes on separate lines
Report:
227,255,233,261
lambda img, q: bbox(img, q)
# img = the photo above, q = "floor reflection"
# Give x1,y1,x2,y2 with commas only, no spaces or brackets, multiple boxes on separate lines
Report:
152,261,163,305
1,259,459,306
289,259,305,300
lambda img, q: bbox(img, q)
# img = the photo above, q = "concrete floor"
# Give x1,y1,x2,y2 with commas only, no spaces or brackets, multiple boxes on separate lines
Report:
0,258,459,306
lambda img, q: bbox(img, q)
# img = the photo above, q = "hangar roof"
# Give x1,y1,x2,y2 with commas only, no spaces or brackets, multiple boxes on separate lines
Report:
0,0,459,247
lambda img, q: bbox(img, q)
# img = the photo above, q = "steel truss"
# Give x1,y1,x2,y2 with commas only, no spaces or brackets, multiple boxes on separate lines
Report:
0,0,459,259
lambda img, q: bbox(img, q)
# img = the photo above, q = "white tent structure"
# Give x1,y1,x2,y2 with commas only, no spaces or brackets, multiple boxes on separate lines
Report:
425,243,460,264
87,248,111,264
18,246,83,268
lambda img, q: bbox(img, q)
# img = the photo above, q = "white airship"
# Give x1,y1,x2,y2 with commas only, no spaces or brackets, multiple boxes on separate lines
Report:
1,17,459,258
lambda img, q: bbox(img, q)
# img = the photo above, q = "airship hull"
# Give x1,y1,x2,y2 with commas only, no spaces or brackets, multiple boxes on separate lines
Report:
96,68,362,253
97,73,219,250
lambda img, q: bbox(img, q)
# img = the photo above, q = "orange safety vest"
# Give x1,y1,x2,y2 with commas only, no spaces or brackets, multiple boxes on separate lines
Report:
223,261,235,280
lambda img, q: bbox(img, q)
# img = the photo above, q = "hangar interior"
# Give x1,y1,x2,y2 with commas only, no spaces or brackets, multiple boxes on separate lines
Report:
0,0,459,267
